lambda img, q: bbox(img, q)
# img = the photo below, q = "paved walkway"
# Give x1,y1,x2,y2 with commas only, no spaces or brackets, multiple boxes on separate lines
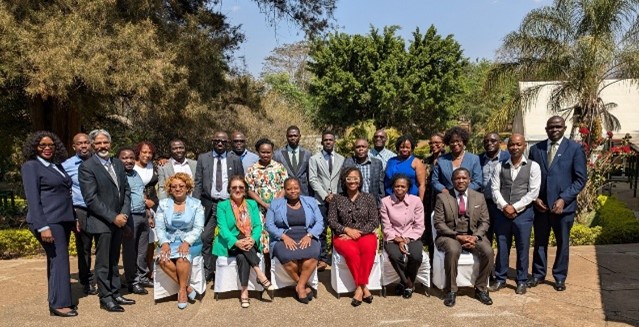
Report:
1,243,638,327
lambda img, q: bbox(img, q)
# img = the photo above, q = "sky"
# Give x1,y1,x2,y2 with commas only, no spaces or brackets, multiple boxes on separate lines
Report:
214,0,552,76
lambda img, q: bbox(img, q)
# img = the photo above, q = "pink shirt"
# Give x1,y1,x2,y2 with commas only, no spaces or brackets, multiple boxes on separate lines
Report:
380,194,425,241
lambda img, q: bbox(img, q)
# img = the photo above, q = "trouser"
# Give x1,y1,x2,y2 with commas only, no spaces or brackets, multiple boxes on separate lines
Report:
486,199,500,245
385,240,423,287
31,221,74,309
73,207,96,286
532,210,575,282
94,228,123,303
435,236,493,293
332,233,377,286
318,203,331,264
494,207,534,283
229,246,261,287
200,198,221,276
122,213,150,286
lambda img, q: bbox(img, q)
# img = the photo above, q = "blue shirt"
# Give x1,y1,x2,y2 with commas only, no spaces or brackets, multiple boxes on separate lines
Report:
62,154,87,207
126,170,146,214
232,149,259,173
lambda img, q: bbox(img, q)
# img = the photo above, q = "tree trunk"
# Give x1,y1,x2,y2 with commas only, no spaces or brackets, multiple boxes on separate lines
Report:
28,97,80,150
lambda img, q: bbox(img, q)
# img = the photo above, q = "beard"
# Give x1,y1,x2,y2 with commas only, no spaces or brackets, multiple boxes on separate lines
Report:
97,150,110,158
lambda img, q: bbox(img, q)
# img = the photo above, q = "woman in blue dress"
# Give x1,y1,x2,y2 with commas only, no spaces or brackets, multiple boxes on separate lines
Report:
155,172,204,309
384,134,427,201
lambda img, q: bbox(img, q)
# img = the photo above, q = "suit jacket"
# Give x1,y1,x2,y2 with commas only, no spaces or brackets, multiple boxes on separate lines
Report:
431,152,483,193
79,155,132,234
21,159,75,230
273,146,313,196
212,199,262,256
528,137,587,214
192,151,244,201
433,188,489,240
265,196,325,249
155,196,204,247
157,158,198,199
339,156,385,203
309,151,345,203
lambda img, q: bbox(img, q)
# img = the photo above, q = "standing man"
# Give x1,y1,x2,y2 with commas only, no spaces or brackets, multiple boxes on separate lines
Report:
369,129,396,170
273,125,313,196
62,133,97,296
309,131,345,270
79,129,135,312
157,139,197,199
193,131,244,281
478,132,510,244
433,168,494,307
341,138,385,204
228,131,259,172
527,116,587,291
489,134,540,294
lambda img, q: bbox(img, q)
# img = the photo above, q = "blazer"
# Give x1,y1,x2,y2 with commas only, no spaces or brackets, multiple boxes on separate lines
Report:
273,146,313,196
528,137,587,214
431,152,483,194
155,196,204,246
21,159,75,230
212,199,262,257
309,151,345,203
433,188,489,240
79,155,132,234
265,196,325,249
157,158,198,199
339,156,385,203
192,151,244,201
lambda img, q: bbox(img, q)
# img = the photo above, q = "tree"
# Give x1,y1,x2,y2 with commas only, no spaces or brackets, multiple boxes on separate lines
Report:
308,25,467,137
262,41,313,89
487,0,639,150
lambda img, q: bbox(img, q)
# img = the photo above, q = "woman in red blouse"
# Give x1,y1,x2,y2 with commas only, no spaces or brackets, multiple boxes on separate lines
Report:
328,167,380,307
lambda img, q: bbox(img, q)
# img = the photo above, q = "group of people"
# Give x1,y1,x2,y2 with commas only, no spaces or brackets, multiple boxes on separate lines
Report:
21,115,587,316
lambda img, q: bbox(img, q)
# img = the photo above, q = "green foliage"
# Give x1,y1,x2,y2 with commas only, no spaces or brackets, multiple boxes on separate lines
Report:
0,229,77,259
592,196,639,244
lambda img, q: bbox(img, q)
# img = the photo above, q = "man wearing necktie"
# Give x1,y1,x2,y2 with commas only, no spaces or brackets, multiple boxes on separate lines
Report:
273,126,313,196
433,167,494,307
527,116,587,292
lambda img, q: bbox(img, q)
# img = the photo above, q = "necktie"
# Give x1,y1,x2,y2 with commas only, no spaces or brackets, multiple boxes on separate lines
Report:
327,152,333,175
215,156,223,192
548,142,558,166
105,162,119,190
291,151,298,173
458,192,466,217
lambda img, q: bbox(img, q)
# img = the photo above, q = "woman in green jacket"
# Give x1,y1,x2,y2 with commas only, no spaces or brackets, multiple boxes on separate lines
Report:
212,175,273,308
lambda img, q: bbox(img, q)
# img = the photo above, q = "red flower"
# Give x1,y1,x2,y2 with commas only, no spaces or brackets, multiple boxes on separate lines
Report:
579,127,590,135
607,131,613,138
611,146,621,153
622,145,631,153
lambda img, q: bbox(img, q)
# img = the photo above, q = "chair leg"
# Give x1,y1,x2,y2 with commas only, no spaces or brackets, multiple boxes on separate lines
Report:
313,288,317,299
382,286,387,298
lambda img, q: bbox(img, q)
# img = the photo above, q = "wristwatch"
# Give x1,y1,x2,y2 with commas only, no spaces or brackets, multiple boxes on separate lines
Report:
306,233,313,239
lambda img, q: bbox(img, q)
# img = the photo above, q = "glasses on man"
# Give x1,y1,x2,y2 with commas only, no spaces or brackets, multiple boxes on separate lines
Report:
37,143,56,149
212,139,227,144
345,177,361,183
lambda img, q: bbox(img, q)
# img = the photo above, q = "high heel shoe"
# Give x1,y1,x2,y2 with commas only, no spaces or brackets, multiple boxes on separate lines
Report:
187,287,197,301
351,298,362,307
177,289,188,310
257,278,274,291
362,295,373,304
294,292,310,304
49,307,78,317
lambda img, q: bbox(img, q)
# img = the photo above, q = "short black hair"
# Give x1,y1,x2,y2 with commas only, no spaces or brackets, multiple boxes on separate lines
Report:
22,131,68,164
452,167,471,179
321,130,335,139
284,177,301,189
286,126,300,134
339,167,363,193
395,134,416,152
116,146,136,158
443,126,470,145
390,173,412,190
254,138,274,151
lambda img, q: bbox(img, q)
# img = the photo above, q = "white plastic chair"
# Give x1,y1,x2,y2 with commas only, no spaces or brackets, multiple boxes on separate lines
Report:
381,248,431,297
330,245,383,298
270,257,319,300
213,254,265,300
153,255,206,302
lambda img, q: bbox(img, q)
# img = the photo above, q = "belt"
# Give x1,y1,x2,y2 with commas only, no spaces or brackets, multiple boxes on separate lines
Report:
73,206,88,210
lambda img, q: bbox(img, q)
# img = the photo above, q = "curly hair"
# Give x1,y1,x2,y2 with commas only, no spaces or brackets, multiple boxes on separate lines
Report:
164,172,195,197
395,134,417,152
22,131,68,164
390,173,412,191
443,126,470,145
135,141,156,160
340,166,363,193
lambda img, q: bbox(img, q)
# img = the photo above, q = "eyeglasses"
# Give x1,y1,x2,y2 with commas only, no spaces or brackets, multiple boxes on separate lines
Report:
345,177,361,183
231,185,245,190
212,139,227,144
170,184,186,189
37,143,56,149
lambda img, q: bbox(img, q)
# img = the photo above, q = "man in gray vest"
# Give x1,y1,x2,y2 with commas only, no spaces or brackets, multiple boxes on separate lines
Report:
489,134,540,295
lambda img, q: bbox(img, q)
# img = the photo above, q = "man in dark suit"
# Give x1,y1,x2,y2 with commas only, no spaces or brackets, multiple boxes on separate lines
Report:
157,139,198,199
340,138,385,204
527,116,587,291
433,167,494,307
273,125,313,196
79,129,134,312
193,131,244,281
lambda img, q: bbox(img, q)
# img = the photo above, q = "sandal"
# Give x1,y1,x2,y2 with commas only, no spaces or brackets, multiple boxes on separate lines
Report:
240,297,250,308
177,289,188,309
257,278,274,291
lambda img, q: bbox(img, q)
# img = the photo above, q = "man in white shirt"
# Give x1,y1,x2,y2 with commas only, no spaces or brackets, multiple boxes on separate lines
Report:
157,139,197,199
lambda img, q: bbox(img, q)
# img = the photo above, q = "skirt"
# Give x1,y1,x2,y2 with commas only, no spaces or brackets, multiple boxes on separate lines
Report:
272,226,320,264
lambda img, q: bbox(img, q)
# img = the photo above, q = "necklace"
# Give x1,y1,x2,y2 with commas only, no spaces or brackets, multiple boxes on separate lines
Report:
174,199,186,205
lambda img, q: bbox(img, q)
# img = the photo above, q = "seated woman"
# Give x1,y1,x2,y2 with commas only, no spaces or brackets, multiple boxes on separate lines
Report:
380,174,425,299
266,177,324,304
156,173,204,309
212,175,274,308
328,167,380,307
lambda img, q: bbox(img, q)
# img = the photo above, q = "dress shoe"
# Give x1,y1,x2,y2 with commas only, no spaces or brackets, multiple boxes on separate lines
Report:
351,297,362,307
83,284,98,295
128,284,148,295
489,280,506,292
554,280,566,291
49,307,78,317
443,292,456,307
516,283,527,295
100,302,125,313
363,295,374,303
139,280,154,288
526,277,543,288
114,296,136,305
402,288,413,299
317,261,328,272
475,289,493,305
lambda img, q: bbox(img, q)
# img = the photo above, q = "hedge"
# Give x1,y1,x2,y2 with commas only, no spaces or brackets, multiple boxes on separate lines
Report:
0,229,77,259
591,196,639,244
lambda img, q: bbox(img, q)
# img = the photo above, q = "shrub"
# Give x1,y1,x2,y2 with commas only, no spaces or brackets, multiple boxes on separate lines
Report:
592,196,639,244
0,229,77,259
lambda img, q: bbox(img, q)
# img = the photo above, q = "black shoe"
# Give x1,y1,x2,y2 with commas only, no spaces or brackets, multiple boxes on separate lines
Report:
394,283,405,295
128,284,148,295
83,284,98,295
306,292,314,302
49,307,78,317
443,292,456,307
475,289,493,305
489,280,506,292
554,280,566,291
294,293,309,304
139,280,154,288
114,296,136,305
402,288,413,299
100,302,124,313
363,295,374,304
526,277,543,288
516,283,527,295
351,298,362,307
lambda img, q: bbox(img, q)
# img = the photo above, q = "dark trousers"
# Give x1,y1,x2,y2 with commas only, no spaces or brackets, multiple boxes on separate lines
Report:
73,207,96,286
94,228,123,303
229,246,261,287
486,199,500,245
200,198,220,275
31,221,74,309
122,213,150,286
494,207,534,283
318,203,331,264
532,210,575,282
435,236,493,292
385,240,423,287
